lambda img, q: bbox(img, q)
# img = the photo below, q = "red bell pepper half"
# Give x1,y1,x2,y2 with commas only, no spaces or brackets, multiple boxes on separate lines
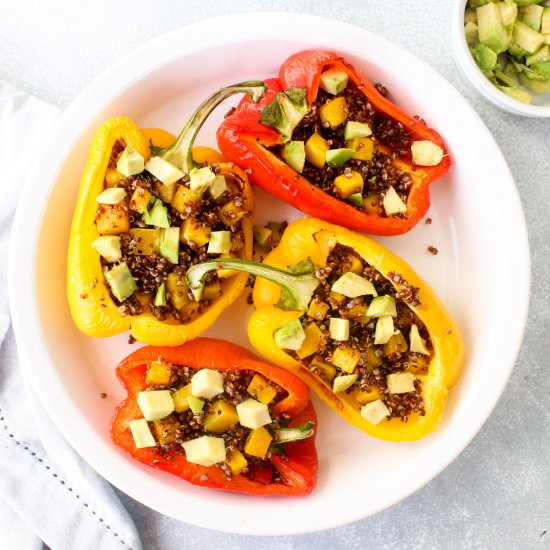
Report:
217,50,451,236
111,338,318,496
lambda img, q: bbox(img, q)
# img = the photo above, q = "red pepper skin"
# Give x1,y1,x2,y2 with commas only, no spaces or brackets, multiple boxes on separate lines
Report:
217,50,451,236
111,338,318,496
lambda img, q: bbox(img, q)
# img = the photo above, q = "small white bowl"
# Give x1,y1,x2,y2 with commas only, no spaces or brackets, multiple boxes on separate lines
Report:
452,0,550,117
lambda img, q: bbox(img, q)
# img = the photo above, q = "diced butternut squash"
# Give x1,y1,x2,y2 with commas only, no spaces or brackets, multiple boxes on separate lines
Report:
310,355,337,382
296,323,323,359
203,400,239,434
166,272,190,310
171,184,198,214
329,291,346,305
364,345,383,368
363,192,382,214
202,280,221,301
220,200,247,227
217,253,239,279
307,298,330,320
334,170,364,199
346,255,364,275
346,303,370,324
247,374,277,404
331,346,361,373
305,133,330,168
95,204,130,235
226,449,248,476
180,218,211,247
128,228,160,255
105,168,125,187
155,181,176,204
129,186,153,213
353,386,381,405
319,97,348,128
244,426,273,459
347,137,375,161
383,332,408,357
151,415,179,445
172,384,193,413
145,361,172,386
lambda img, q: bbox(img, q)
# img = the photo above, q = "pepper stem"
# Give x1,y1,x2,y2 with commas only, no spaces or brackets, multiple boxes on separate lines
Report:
157,80,267,173
274,421,315,443
186,258,319,312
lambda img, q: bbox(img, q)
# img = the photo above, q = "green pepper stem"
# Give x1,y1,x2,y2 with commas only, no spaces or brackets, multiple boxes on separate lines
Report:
186,258,319,311
157,81,267,173
274,421,315,443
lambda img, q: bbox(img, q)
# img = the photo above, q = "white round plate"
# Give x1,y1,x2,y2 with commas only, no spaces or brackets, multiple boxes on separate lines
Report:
8,13,529,536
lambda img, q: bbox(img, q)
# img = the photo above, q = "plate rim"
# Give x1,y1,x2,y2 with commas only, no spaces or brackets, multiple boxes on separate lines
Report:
7,12,531,535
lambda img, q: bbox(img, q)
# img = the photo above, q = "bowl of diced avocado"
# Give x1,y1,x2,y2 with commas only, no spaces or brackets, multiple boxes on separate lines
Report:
453,0,550,116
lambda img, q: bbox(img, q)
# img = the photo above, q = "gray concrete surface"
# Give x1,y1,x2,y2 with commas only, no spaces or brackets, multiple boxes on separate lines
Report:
2,0,549,548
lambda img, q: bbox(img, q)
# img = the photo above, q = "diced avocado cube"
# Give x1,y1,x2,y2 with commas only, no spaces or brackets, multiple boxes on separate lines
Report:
468,0,496,8
477,2,512,52
191,368,224,400
331,272,377,298
116,145,145,177
209,175,228,199
153,283,166,307
130,186,153,214
531,58,550,78
383,332,408,357
187,395,205,414
181,218,211,248
319,68,349,95
374,316,395,345
465,8,478,24
204,400,239,433
494,69,517,87
296,323,323,359
348,193,364,207
207,231,231,254
526,44,550,64
159,226,179,264
513,20,545,53
360,400,390,425
182,435,226,467
305,133,330,168
104,262,137,302
411,140,444,166
129,418,156,448
128,228,160,255
367,295,397,317
142,198,169,228
329,317,350,341
465,21,480,45
145,360,172,386
331,346,361,373
282,140,306,173
171,184,198,213
189,166,216,196
542,7,550,34
320,97,348,128
151,415,180,445
307,298,330,320
244,426,273,459
518,71,550,92
236,398,272,429
96,187,127,205
387,372,416,394
498,1,518,27
145,156,184,185
91,235,122,263
498,85,532,103
172,384,193,412
326,148,356,167
253,226,272,249
247,374,277,404
470,42,499,74
344,121,372,140
519,4,544,31
332,373,358,393
334,170,364,199
155,180,176,204
274,319,306,350
226,449,248,475
137,390,175,421
410,324,431,355
383,186,407,216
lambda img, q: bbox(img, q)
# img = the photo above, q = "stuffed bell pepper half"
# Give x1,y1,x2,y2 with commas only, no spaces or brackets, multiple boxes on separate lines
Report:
217,50,451,236
111,338,317,496
187,218,463,441
67,81,267,345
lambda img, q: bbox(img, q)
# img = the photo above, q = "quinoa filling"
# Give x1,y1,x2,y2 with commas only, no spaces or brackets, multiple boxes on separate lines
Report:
94,140,250,322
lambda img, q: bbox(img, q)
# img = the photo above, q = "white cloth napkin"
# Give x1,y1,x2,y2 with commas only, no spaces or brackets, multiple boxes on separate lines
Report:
0,82,142,550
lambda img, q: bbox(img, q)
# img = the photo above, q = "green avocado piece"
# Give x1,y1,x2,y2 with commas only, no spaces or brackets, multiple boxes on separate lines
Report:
344,121,372,140
332,374,358,394
526,44,550,64
519,4,544,30
189,166,216,196
159,227,179,264
477,2,512,52
91,236,122,263
187,396,205,414
260,86,308,143
154,282,166,307
331,272,377,298
542,7,550,34
518,71,550,91
96,187,127,205
319,68,349,95
465,21,480,45
209,175,227,200
494,69,517,86
116,146,145,177
105,262,137,302
513,20,545,53
325,148,356,167
374,316,394,345
465,8,478,24
498,1,518,27
253,225,272,249
499,85,532,102
142,198,170,228
367,295,397,318
348,193,364,207
207,231,231,254
274,319,306,350
282,141,306,173
468,0,496,9
470,42,499,73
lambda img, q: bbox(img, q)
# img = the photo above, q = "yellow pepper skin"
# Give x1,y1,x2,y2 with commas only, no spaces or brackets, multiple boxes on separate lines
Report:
67,117,253,346
248,217,463,441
